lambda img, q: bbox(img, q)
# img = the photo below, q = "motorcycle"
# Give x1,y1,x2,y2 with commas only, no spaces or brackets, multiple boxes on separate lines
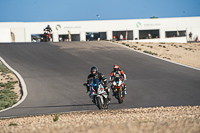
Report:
109,76,126,104
43,29,51,42
83,78,109,110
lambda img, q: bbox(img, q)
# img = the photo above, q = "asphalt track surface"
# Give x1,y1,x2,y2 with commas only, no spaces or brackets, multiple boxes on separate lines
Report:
0,41,200,118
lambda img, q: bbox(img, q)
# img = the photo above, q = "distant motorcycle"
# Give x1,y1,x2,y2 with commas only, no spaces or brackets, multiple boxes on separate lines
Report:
109,76,126,104
43,29,51,42
83,78,109,109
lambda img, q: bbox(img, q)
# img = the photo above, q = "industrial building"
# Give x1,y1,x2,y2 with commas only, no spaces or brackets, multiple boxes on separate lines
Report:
0,16,199,43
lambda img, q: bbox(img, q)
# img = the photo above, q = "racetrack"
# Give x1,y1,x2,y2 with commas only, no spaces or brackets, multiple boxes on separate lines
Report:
0,41,200,118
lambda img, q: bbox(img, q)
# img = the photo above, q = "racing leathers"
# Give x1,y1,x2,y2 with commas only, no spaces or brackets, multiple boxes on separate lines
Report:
44,25,52,32
110,69,127,95
87,72,110,100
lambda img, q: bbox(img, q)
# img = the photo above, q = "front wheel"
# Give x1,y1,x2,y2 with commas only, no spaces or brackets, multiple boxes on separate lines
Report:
96,96,103,109
103,97,109,109
117,90,124,104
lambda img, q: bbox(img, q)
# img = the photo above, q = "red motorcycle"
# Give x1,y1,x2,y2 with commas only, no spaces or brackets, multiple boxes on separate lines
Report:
109,76,126,104
43,29,51,42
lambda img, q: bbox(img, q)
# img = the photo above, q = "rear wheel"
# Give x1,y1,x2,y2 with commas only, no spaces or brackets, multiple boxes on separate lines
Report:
117,90,124,104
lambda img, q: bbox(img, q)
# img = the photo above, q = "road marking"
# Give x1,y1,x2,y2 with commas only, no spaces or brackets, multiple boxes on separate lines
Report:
0,56,28,113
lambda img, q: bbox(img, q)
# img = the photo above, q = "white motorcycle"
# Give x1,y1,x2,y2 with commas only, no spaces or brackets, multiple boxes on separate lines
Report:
84,78,109,109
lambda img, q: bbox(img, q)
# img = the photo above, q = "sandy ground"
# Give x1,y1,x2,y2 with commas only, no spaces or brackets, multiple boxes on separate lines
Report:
0,42,200,132
117,41,200,69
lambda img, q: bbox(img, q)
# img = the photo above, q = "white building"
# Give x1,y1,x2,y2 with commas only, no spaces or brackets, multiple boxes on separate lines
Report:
0,16,200,43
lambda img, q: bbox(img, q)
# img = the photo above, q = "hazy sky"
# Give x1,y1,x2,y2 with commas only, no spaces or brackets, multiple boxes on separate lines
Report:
0,0,200,22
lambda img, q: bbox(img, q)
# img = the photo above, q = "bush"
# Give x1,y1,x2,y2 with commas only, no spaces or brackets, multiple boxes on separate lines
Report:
158,45,162,47
152,53,158,55
0,63,12,75
53,114,59,122
138,48,141,50
163,46,166,48
143,51,158,56
0,81,18,89
0,88,18,110
9,123,18,126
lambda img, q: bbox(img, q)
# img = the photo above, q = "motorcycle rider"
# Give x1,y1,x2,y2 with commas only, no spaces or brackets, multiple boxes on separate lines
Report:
110,64,127,95
87,66,111,102
44,25,52,32
43,25,52,41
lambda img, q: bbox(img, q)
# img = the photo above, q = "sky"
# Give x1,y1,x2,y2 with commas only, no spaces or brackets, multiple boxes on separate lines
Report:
0,0,200,22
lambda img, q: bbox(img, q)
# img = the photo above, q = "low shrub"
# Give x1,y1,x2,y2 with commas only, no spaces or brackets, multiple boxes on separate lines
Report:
188,48,192,50
9,123,18,126
0,81,18,110
132,45,137,48
143,50,158,56
0,63,12,75
53,114,59,122
152,53,158,55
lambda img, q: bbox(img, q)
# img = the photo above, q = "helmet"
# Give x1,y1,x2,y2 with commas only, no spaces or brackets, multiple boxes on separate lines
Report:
113,64,120,71
90,66,98,75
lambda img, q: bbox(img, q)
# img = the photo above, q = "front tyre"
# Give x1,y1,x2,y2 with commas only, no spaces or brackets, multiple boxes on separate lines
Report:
96,97,103,109
117,90,124,104
103,97,109,109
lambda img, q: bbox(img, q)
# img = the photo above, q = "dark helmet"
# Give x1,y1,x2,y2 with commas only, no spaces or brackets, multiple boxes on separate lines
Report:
90,66,98,75
113,64,120,71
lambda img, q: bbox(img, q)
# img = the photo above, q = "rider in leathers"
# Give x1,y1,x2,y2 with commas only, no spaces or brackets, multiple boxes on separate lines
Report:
87,66,111,101
44,25,52,32
43,25,52,41
110,64,127,95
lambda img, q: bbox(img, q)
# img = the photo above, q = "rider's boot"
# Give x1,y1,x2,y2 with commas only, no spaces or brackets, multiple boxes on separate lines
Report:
106,87,111,101
112,91,115,96
92,99,95,103
124,85,127,95
111,87,115,96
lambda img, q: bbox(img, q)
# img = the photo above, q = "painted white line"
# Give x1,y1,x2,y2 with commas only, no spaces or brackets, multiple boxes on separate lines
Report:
110,42,200,71
0,56,28,113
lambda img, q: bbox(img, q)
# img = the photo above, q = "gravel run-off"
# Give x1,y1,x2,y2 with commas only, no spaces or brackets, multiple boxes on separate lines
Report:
0,106,200,133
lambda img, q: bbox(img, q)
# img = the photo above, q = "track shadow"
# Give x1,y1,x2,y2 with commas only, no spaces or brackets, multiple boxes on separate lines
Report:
14,103,119,109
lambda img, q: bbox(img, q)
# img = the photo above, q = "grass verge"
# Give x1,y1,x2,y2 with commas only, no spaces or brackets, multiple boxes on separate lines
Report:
0,62,18,110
